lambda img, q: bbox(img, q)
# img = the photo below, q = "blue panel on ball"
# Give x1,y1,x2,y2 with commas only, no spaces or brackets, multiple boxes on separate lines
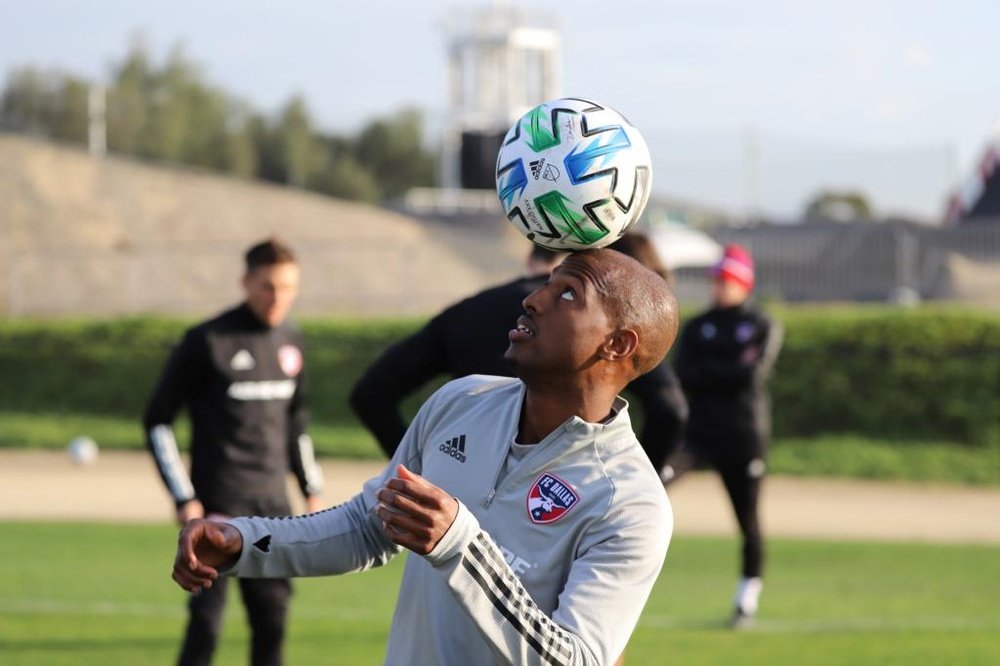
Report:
496,159,528,210
564,126,631,185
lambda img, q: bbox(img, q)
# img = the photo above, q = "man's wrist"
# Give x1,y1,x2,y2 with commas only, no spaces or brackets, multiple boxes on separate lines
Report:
424,500,480,566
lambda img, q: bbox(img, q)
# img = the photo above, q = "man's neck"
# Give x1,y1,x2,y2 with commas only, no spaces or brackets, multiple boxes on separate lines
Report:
517,382,620,444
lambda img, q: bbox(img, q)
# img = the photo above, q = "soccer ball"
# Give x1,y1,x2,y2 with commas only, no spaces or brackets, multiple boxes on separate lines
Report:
495,97,653,251
67,435,99,466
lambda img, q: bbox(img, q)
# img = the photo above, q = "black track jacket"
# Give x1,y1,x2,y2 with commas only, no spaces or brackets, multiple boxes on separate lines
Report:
674,301,783,460
350,275,547,456
143,303,323,516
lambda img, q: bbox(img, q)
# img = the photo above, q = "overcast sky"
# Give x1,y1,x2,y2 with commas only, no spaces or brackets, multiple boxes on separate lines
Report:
3,0,999,220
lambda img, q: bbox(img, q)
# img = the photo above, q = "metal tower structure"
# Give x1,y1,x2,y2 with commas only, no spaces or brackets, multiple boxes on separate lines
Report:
441,2,561,190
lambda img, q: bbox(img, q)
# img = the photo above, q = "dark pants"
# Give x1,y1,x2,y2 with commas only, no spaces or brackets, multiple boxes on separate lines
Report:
626,363,689,471
664,445,764,578
177,576,292,666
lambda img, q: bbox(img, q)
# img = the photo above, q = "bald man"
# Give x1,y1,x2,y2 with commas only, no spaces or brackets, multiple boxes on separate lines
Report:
171,249,679,666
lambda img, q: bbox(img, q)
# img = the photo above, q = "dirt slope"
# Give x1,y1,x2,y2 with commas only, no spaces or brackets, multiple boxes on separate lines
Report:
0,134,525,317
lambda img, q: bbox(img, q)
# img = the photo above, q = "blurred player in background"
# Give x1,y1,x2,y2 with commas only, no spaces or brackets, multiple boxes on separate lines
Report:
171,248,677,665
607,232,689,476
143,237,325,666
667,243,783,629
349,243,565,457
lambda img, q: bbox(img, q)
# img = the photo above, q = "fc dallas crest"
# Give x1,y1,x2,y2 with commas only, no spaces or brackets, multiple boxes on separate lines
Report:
527,472,579,525
278,345,303,377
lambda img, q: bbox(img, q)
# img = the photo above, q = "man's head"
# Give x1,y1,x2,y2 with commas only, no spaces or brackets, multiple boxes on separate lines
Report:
505,249,679,389
711,244,754,307
242,237,300,327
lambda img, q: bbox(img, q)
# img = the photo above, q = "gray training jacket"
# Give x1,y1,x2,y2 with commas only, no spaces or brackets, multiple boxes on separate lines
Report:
227,375,673,665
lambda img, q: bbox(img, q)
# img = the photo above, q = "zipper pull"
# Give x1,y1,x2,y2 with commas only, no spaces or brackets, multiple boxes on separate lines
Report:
484,489,496,507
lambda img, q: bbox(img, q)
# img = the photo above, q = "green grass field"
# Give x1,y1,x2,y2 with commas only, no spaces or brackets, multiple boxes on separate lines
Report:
1,523,997,665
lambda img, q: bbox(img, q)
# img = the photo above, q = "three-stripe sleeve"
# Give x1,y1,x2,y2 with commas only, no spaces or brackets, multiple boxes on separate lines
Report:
461,534,578,665
293,433,324,497
425,503,601,666
148,424,195,505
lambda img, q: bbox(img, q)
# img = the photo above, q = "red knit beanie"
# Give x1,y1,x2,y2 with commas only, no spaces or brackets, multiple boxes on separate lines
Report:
712,244,755,290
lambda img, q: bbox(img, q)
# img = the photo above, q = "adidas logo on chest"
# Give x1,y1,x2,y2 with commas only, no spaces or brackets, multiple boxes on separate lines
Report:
439,434,467,463
230,349,255,371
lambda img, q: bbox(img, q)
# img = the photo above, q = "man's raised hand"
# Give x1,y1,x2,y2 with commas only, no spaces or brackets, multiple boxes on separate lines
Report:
171,519,244,593
376,465,459,555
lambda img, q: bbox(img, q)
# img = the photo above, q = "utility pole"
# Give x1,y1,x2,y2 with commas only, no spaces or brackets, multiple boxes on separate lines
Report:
88,84,106,158
742,126,760,222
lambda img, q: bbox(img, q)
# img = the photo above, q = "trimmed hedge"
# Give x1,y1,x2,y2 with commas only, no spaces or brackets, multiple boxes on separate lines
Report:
1,307,998,446
769,306,1000,446
0,316,426,428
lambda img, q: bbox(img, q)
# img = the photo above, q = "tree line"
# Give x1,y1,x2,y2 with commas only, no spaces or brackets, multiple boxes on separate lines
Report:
0,42,437,203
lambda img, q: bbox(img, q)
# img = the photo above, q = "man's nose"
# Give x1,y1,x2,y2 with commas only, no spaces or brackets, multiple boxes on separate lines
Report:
522,290,540,314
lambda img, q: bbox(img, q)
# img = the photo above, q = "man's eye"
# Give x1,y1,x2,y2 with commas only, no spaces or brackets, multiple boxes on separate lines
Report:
560,289,575,301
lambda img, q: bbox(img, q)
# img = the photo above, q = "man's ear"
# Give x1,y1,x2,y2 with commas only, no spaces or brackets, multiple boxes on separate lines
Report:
600,328,639,363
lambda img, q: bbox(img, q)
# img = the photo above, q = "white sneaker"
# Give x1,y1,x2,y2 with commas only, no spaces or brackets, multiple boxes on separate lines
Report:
729,607,755,630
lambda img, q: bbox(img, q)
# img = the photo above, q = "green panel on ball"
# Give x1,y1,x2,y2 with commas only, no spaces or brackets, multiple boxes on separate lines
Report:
524,105,562,152
535,191,609,245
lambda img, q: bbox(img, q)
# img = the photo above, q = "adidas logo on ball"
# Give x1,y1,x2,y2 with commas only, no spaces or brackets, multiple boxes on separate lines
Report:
528,159,560,182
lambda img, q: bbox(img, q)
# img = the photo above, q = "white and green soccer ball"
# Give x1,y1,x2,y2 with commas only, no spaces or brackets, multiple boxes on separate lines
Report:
495,97,653,251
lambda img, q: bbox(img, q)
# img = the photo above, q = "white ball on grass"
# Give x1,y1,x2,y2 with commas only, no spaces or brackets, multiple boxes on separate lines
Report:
67,435,99,466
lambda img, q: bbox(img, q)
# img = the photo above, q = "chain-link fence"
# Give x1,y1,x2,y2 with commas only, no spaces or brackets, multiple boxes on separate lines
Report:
671,221,1000,307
